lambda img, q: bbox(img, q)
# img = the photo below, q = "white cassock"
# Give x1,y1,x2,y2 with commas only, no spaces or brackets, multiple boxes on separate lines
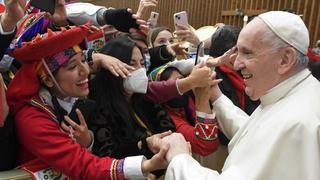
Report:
165,69,320,180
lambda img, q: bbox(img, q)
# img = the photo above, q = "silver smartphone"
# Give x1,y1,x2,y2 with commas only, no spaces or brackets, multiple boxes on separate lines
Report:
149,11,159,29
173,11,189,30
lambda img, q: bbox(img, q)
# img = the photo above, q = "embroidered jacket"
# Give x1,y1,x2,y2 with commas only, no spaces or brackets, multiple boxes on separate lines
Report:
14,95,145,180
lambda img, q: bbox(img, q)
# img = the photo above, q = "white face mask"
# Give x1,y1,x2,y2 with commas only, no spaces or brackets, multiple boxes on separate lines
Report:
123,68,148,94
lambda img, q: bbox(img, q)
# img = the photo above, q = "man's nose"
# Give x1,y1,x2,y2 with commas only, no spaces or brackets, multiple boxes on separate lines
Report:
233,55,244,71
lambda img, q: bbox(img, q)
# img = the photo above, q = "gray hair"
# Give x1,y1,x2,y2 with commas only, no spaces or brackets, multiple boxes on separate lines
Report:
259,22,309,67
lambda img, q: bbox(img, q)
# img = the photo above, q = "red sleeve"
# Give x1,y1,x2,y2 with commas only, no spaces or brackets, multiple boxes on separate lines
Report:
146,80,180,103
15,106,124,180
167,107,220,156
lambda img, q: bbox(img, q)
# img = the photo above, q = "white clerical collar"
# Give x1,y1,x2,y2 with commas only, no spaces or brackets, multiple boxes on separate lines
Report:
260,68,311,106
39,87,78,114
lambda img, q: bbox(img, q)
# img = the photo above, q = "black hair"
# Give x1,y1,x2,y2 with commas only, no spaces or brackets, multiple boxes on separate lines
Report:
159,67,184,81
209,25,241,57
159,67,195,126
89,37,144,141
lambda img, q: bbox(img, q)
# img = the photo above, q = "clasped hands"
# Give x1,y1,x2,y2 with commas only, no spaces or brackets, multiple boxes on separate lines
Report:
141,131,192,175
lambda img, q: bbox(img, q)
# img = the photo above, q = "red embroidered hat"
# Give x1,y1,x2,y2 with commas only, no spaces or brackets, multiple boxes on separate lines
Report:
7,24,90,113
11,25,89,62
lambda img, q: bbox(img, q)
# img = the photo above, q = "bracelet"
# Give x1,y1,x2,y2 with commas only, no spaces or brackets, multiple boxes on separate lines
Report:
85,49,95,65
85,49,98,72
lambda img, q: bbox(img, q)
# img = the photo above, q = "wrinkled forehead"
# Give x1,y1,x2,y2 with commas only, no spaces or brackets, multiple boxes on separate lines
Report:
237,18,269,50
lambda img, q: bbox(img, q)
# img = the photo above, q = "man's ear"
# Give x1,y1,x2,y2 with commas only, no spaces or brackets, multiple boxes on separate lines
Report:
41,76,54,88
278,47,296,75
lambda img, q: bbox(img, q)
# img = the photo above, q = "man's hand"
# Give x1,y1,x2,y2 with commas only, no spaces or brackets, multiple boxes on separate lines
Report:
1,0,24,32
138,130,172,154
206,46,237,68
141,141,170,174
162,133,191,162
92,53,135,78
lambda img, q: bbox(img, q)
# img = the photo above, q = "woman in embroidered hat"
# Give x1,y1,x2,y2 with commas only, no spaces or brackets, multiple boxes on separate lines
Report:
7,25,168,180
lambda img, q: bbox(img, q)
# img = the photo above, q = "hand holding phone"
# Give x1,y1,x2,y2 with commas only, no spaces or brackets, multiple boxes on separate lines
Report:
148,11,159,29
173,11,189,30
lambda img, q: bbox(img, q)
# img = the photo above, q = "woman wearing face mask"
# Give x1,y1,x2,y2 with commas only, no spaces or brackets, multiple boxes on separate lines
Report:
149,64,221,156
89,37,178,178
7,25,167,180
89,37,175,157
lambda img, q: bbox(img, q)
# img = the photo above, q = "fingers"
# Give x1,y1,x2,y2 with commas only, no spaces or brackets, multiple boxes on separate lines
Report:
181,49,188,59
112,65,125,78
206,56,222,67
157,142,170,159
64,115,80,131
112,63,134,78
76,109,87,128
174,24,189,31
109,65,120,77
174,30,191,37
142,2,157,8
195,60,205,68
124,64,135,71
90,25,100,31
60,122,70,133
158,130,172,138
104,29,118,35
209,79,223,86
127,8,133,13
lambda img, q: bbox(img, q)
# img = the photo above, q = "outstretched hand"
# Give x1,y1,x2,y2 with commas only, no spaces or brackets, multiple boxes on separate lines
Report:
92,53,135,78
174,24,200,46
206,46,237,68
136,0,158,18
167,43,189,59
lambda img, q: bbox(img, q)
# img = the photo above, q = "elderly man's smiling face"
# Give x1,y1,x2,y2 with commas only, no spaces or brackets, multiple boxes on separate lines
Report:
234,18,284,101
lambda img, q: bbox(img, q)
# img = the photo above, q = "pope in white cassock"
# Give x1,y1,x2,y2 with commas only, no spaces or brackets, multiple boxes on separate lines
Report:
163,11,320,180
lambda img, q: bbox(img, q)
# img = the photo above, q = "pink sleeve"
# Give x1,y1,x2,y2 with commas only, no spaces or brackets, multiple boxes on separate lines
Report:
146,80,180,103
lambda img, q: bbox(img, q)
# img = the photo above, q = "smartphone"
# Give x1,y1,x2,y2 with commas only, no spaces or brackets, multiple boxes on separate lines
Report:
173,11,189,30
67,99,97,126
149,12,159,29
30,0,56,15
194,41,204,65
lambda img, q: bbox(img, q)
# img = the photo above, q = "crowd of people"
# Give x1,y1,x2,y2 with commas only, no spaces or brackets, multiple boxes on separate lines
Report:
0,0,319,180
